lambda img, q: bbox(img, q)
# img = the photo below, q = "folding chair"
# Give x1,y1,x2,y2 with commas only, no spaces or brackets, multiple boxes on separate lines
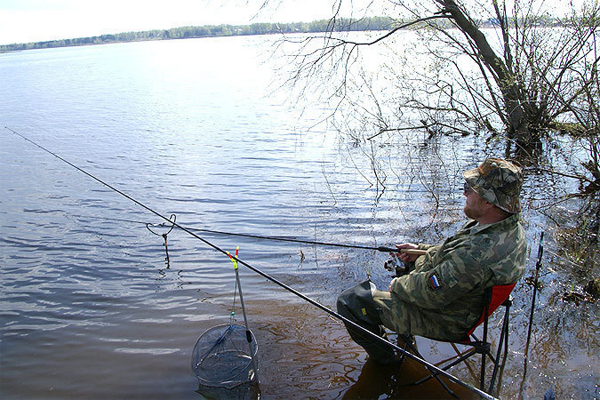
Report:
401,283,516,395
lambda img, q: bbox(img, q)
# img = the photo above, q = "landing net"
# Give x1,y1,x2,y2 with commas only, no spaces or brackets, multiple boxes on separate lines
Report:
191,323,258,389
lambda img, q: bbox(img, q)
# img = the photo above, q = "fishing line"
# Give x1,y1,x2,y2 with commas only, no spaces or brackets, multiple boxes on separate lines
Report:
6,127,495,400
60,210,422,254
57,207,425,255
6,126,247,260
69,213,153,226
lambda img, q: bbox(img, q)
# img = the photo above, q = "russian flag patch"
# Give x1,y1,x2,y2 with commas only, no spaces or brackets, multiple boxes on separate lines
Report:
429,274,441,290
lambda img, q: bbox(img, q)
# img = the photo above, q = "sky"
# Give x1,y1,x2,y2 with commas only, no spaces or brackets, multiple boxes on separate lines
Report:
0,0,353,45
0,0,586,46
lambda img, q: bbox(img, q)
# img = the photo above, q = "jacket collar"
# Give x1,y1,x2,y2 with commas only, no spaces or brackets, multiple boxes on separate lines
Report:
461,213,521,235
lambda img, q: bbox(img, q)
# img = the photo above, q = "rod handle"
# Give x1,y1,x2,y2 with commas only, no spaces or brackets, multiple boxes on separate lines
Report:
377,246,427,256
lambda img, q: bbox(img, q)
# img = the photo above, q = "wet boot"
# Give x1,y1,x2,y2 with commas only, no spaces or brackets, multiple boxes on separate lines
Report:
337,280,400,365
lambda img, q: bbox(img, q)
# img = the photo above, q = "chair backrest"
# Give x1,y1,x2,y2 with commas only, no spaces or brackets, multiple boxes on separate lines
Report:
466,283,516,337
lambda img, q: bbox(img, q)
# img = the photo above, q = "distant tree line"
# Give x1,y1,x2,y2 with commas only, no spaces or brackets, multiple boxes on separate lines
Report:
0,17,397,53
0,15,577,53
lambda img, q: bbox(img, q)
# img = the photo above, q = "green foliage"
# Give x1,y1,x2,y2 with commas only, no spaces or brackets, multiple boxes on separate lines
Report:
0,17,397,53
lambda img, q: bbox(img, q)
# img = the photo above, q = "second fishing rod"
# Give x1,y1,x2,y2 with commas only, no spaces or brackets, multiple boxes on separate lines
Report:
149,222,427,256
7,127,494,400
55,212,427,257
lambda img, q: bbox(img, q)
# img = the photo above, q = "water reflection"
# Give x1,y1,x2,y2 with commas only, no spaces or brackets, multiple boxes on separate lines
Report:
196,382,260,400
1,36,598,400
344,357,477,399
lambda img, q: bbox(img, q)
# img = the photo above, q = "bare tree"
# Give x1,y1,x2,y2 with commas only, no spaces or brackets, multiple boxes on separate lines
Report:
273,0,599,161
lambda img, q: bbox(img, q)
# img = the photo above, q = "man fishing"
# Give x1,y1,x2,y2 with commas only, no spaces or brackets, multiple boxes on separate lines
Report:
337,158,527,364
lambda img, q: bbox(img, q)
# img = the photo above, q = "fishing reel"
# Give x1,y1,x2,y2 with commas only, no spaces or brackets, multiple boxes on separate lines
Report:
384,254,408,277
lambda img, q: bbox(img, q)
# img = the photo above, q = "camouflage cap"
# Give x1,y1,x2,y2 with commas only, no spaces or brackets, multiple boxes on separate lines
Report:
463,158,523,213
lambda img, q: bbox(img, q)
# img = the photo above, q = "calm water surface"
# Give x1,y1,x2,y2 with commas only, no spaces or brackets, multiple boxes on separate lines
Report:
1,35,597,399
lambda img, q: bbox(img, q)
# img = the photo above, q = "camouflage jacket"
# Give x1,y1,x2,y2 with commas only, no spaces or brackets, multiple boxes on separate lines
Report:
388,213,526,340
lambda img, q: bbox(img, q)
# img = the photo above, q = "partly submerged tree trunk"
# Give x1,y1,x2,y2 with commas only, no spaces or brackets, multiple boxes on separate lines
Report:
436,0,540,155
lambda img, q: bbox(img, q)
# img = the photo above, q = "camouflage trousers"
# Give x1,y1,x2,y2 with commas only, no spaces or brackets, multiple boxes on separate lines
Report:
337,279,464,363
336,280,402,364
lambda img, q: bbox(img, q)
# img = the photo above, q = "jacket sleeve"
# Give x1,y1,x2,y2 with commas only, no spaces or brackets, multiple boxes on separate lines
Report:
389,249,484,310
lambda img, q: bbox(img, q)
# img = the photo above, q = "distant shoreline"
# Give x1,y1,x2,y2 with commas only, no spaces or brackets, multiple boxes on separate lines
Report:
0,17,396,53
1,16,567,54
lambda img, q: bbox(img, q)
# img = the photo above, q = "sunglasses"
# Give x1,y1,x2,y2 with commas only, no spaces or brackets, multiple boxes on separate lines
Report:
463,182,474,195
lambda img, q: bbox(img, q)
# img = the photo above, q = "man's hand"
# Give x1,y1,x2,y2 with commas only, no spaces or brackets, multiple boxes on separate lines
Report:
395,243,421,263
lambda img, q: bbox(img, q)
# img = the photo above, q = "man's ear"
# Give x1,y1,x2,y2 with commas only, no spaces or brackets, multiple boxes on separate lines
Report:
482,198,496,210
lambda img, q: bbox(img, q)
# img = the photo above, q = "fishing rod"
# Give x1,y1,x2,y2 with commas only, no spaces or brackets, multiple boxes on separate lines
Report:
520,232,544,396
166,225,426,255
6,127,495,400
62,212,426,255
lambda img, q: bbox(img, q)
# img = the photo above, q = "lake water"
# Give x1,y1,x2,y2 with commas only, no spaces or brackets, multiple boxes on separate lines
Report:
1,35,597,399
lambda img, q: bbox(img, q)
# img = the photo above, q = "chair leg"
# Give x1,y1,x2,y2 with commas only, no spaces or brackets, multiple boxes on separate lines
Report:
399,334,457,397
480,348,487,390
488,304,511,393
401,300,512,397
